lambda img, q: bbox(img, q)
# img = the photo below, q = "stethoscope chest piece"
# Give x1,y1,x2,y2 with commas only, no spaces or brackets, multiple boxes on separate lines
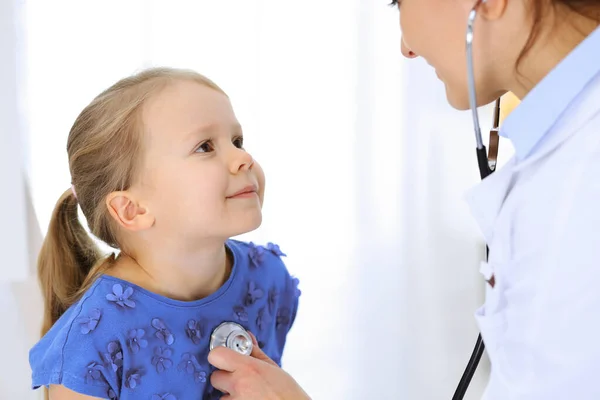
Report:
209,322,253,356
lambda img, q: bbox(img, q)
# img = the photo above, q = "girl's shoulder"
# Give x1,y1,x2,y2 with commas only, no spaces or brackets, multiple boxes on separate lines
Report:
228,239,290,276
226,239,301,364
228,238,300,302
28,276,161,399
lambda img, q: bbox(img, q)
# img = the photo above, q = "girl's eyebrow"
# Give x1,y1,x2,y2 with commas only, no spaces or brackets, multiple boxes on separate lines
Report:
183,122,243,142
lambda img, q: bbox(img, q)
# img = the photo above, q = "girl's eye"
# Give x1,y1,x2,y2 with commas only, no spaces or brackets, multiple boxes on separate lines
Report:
233,136,244,149
195,140,214,153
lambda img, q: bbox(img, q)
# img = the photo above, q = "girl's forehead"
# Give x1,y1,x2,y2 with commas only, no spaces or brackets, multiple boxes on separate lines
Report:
142,82,234,138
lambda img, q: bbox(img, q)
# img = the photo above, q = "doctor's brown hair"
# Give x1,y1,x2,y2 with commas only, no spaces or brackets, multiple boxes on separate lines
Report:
520,0,600,68
37,68,226,339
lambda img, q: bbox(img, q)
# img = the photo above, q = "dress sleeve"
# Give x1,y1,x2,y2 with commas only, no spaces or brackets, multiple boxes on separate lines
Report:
30,304,122,400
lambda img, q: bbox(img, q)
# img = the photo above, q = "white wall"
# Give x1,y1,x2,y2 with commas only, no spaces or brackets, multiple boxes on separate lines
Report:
0,0,44,396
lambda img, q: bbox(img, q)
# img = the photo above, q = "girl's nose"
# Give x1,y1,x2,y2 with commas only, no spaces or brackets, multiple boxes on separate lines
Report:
230,148,255,173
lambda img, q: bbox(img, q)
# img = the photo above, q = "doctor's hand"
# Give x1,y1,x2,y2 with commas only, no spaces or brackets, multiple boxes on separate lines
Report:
208,335,311,400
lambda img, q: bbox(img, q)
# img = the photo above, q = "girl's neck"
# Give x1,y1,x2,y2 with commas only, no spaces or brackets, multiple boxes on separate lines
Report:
107,241,233,302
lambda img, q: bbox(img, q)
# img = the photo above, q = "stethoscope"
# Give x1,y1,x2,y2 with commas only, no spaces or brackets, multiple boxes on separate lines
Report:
209,321,254,356
452,0,501,399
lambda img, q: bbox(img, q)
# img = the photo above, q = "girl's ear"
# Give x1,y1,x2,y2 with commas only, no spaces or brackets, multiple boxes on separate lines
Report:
106,191,155,232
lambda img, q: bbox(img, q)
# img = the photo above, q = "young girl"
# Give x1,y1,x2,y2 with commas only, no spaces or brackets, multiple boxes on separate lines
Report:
28,67,300,400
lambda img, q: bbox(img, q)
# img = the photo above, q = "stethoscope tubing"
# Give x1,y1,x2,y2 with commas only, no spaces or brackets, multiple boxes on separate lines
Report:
452,0,501,398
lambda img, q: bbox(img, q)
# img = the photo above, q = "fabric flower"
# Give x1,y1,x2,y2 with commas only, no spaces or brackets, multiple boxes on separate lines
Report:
102,341,123,372
266,242,286,257
290,276,301,298
107,388,117,400
84,362,103,384
106,284,136,308
194,370,207,383
256,307,270,332
124,369,142,389
248,242,265,268
178,353,200,374
233,306,248,322
127,329,148,354
151,347,173,373
268,288,279,316
244,281,264,306
185,319,204,345
276,307,291,330
152,394,177,400
77,308,102,334
152,318,174,345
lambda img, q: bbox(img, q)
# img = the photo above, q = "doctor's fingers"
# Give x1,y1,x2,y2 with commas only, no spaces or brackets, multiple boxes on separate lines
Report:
208,346,253,372
207,333,277,373
248,332,278,366
210,368,266,400
210,369,233,396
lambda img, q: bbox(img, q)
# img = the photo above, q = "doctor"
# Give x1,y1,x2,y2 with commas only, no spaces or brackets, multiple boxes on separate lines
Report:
208,0,600,398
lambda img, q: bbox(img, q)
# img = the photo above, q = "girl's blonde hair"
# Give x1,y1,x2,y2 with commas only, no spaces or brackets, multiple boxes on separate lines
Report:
37,67,226,337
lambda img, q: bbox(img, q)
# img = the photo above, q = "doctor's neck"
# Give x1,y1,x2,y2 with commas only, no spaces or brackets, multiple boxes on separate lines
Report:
508,2,600,99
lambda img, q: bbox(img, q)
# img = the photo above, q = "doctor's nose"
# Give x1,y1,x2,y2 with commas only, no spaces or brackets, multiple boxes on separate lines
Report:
401,37,418,59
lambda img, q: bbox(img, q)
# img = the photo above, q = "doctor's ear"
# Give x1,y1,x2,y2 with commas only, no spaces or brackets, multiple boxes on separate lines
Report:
105,191,155,232
478,0,509,20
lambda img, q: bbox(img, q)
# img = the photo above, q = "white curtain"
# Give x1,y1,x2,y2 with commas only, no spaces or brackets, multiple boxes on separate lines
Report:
0,0,44,398
1,1,517,398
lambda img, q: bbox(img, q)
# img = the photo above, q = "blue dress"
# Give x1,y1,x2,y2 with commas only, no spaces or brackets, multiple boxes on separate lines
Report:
29,240,300,399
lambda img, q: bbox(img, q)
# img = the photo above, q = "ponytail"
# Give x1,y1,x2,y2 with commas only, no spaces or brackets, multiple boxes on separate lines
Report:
37,188,109,336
